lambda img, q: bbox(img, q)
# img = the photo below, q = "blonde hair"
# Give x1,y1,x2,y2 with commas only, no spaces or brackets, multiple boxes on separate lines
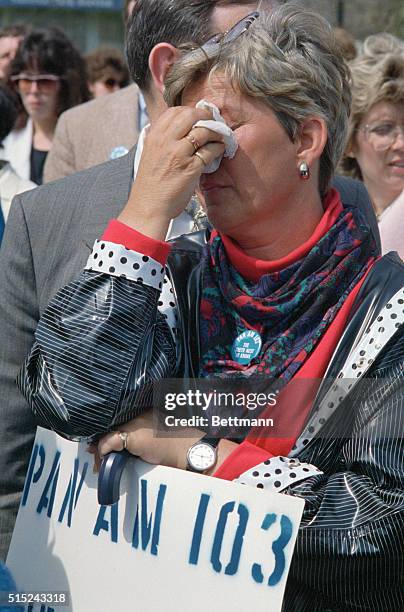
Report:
340,33,404,180
164,4,351,198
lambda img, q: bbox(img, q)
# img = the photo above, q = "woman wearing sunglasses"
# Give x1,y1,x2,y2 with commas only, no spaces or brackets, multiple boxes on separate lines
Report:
3,27,90,185
341,33,404,258
19,6,403,610
85,46,129,99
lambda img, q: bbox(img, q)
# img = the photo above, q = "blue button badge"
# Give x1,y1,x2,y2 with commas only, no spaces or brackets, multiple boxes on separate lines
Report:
231,330,262,365
109,146,129,160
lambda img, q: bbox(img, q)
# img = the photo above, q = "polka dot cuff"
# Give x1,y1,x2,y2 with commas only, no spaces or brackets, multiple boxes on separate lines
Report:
234,456,322,492
85,240,166,291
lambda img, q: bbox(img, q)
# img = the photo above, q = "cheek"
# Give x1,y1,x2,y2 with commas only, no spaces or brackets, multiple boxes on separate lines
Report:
231,131,271,173
47,89,60,111
20,94,32,113
352,137,374,168
356,144,385,177
93,82,108,96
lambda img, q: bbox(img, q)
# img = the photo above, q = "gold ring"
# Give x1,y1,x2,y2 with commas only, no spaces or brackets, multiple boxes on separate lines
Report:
194,151,207,166
118,431,129,450
186,134,201,153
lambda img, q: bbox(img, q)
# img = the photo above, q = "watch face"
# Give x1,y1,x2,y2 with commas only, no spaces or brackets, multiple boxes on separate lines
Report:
187,442,216,472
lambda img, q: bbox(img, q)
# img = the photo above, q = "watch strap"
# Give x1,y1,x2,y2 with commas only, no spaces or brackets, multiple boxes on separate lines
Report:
198,435,220,448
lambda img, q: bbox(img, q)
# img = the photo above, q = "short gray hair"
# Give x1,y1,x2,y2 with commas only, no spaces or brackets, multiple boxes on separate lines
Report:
164,3,351,197
340,33,404,180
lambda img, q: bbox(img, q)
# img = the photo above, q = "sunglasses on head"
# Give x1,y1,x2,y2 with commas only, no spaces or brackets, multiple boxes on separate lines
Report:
200,11,260,54
11,73,61,93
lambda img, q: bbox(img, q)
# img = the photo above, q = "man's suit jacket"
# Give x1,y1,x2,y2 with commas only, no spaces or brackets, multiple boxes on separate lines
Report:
43,84,139,183
0,147,380,560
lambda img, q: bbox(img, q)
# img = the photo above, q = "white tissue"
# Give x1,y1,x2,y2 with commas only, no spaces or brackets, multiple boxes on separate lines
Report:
193,99,238,173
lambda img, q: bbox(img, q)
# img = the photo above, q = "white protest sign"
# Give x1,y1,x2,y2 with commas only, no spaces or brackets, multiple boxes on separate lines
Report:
7,428,304,612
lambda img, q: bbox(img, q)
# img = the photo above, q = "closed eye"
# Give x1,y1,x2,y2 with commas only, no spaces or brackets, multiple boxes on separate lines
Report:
370,123,395,136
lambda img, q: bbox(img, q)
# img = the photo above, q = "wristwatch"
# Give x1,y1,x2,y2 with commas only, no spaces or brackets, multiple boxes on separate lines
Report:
186,436,220,473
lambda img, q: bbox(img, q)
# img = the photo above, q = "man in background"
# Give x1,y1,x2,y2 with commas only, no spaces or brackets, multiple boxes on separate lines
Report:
43,0,270,182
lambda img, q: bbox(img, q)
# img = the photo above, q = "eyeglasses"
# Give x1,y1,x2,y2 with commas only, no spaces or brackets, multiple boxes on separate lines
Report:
190,11,260,58
11,73,61,94
360,122,404,151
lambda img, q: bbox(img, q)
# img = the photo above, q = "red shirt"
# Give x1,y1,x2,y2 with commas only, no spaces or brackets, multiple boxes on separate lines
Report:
102,189,374,480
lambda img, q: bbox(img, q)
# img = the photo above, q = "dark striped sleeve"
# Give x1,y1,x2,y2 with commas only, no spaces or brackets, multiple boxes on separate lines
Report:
18,270,177,440
283,334,404,610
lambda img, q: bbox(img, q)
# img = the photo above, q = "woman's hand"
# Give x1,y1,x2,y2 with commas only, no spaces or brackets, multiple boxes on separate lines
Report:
118,106,225,240
96,410,203,470
93,410,238,475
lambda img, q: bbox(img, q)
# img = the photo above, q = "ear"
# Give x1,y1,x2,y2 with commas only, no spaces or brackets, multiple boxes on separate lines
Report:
296,117,328,168
148,43,181,94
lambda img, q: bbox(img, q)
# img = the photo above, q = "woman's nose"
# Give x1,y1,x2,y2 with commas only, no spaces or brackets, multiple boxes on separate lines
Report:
27,80,39,93
391,126,404,149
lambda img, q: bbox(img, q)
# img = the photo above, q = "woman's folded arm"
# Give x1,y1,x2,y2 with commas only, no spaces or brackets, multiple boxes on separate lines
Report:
18,241,177,441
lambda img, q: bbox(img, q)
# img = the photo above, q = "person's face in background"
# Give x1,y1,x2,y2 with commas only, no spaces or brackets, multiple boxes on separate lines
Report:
0,36,22,79
89,71,124,98
351,100,404,211
15,71,61,124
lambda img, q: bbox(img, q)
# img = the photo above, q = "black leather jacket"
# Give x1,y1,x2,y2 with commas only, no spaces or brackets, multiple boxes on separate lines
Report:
19,226,404,611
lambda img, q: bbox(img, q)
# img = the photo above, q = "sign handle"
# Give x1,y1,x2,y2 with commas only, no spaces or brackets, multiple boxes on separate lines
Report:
97,451,130,505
